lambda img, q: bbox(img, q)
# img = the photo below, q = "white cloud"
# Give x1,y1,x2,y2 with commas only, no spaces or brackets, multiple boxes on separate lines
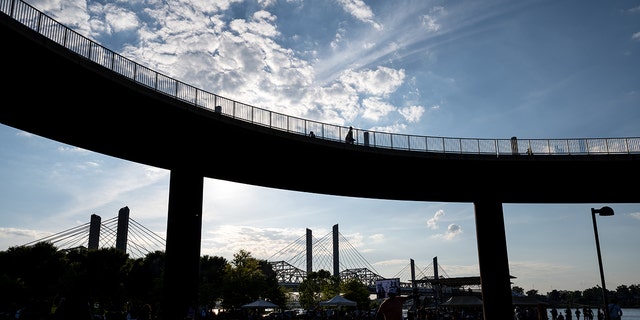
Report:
398,105,425,123
369,233,385,242
339,67,405,97
444,224,462,240
427,209,444,229
361,98,396,121
337,0,382,30
627,5,640,13
16,130,33,138
103,5,140,33
202,225,302,260
57,146,90,154
421,6,445,32
369,123,407,134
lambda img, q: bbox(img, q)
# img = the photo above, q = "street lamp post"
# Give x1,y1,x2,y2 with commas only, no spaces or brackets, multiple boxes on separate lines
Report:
591,206,614,320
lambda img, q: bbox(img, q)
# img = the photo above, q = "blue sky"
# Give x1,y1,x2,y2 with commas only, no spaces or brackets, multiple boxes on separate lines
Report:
1,0,639,293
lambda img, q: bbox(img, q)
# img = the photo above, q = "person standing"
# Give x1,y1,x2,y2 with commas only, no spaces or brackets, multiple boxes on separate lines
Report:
608,298,623,320
376,283,386,300
138,303,152,320
375,287,411,320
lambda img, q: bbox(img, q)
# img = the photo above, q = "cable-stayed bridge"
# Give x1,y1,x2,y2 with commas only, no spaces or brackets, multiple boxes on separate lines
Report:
266,224,454,293
21,209,456,293
21,207,167,259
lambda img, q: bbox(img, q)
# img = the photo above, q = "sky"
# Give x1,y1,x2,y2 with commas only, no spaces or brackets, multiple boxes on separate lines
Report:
1,0,639,294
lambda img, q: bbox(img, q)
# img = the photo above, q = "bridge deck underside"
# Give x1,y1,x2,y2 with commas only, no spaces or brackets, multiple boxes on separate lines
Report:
1,13,638,204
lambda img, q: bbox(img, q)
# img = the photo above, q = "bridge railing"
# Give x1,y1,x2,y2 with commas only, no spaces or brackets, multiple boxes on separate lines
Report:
3,0,640,155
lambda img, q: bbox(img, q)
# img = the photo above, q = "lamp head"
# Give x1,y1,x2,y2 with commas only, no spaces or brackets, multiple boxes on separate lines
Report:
591,206,614,216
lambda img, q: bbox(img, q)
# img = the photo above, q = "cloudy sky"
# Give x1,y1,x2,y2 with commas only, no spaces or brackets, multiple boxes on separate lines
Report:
1,0,639,293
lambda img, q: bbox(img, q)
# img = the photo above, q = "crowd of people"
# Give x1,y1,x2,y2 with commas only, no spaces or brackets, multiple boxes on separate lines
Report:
547,298,623,320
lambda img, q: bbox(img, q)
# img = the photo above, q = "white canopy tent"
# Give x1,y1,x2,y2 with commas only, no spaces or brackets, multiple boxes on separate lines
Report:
241,299,280,309
319,295,357,307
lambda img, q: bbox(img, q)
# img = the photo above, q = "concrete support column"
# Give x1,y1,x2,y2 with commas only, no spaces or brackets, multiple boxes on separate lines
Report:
474,201,513,320
162,170,203,320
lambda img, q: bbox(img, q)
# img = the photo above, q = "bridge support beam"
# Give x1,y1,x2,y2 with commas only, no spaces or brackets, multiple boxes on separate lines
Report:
474,201,513,320
163,170,203,320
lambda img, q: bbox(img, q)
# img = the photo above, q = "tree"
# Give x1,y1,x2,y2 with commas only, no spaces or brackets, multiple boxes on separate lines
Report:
298,270,340,310
258,260,287,307
0,242,66,318
512,286,524,296
547,289,561,306
525,289,538,297
221,250,273,309
581,286,603,306
125,250,165,313
199,255,227,308
341,278,370,310
85,248,130,304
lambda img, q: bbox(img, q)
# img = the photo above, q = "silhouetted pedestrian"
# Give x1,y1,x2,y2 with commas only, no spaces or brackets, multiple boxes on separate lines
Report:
138,303,152,320
608,298,623,320
375,287,412,320
345,126,355,144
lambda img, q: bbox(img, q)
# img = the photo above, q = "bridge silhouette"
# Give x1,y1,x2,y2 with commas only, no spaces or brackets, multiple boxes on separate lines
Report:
2,1,639,319
23,209,455,293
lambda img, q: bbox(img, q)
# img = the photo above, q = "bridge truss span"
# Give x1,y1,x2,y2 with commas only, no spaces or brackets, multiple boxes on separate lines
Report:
339,267,383,287
269,260,307,288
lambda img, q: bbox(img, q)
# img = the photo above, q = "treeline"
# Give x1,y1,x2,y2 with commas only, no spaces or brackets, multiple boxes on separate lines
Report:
3,242,638,319
0,242,371,320
512,285,640,308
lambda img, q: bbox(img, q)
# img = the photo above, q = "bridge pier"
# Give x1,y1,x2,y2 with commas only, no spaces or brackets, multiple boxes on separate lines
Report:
163,169,203,320
474,201,513,320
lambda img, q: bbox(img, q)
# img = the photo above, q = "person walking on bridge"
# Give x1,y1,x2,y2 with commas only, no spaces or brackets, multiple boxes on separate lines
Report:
345,126,355,144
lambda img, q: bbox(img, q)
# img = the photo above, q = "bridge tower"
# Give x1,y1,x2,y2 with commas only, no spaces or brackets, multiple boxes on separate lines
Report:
433,256,441,306
88,214,101,250
333,224,339,277
115,206,130,253
306,228,312,274
410,258,416,293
